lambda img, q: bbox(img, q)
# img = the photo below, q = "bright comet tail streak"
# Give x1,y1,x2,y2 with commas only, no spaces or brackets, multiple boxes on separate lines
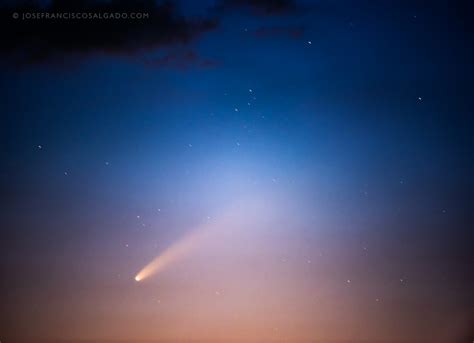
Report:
134,225,209,282
134,198,268,282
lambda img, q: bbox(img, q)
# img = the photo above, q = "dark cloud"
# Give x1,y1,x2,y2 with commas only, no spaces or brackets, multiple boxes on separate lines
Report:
217,0,300,16
0,0,218,66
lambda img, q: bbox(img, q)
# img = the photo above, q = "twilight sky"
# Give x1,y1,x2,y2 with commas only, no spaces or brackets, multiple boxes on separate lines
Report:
0,1,473,342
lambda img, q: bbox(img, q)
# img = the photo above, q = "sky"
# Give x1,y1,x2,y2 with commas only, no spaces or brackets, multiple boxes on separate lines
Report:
0,0,473,342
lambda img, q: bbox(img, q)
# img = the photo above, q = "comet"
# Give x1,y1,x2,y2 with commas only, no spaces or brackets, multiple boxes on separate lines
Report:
134,226,207,282
133,197,270,282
